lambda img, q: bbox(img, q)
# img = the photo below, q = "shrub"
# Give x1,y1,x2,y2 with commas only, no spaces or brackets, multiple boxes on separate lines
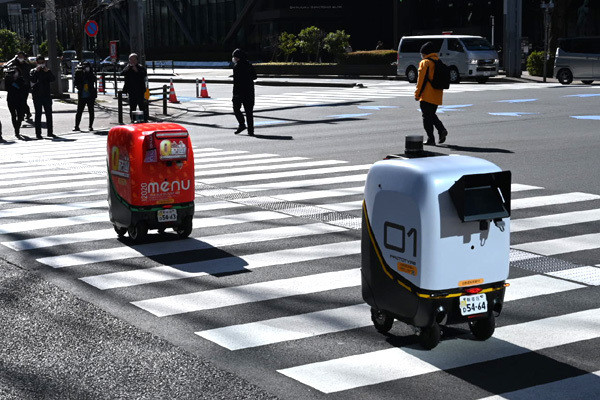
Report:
278,32,298,62
38,40,64,57
323,30,350,62
0,29,26,61
341,50,398,65
297,26,323,62
526,51,554,77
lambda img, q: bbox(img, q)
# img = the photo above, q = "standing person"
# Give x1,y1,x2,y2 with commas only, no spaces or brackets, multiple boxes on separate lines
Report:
30,55,56,139
74,62,97,131
121,53,147,122
5,51,33,121
414,42,448,146
231,48,257,135
5,68,28,139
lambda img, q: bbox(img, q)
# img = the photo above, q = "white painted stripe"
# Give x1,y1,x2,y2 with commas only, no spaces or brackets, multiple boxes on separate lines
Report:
193,153,279,164
0,168,91,179
512,192,600,210
82,240,360,290
0,212,108,235
319,200,363,212
37,223,347,268
131,268,361,317
194,156,308,170
0,173,102,188
478,370,600,400
196,274,580,351
234,174,367,192
195,150,249,158
547,266,600,286
0,188,106,206
278,308,600,393
0,200,106,219
511,208,600,232
196,160,346,177
275,187,364,202
511,184,544,192
197,304,370,350
200,165,371,185
0,179,104,195
512,233,600,255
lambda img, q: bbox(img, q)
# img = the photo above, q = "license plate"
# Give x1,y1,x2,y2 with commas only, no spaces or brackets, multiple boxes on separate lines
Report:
483,71,491,76
459,293,488,316
157,209,177,222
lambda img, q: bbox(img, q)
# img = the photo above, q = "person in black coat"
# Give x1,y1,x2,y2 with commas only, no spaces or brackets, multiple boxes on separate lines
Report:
231,48,257,135
121,53,148,122
30,55,56,139
5,51,33,120
74,61,98,131
5,67,28,139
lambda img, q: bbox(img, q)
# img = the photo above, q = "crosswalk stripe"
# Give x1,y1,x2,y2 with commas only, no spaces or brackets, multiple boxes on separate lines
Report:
0,173,102,189
511,208,600,232
0,212,108,235
195,150,249,158
512,192,600,210
0,168,89,180
131,268,362,317
194,156,308,170
81,240,361,290
0,200,106,219
0,188,106,207
277,308,600,393
193,153,279,165
512,233,600,255
196,160,347,177
195,274,582,351
0,179,105,195
511,184,543,192
234,175,367,192
200,164,372,185
36,223,348,268
547,266,600,286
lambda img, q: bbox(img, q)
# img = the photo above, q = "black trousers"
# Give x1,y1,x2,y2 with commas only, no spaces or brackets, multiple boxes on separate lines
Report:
233,96,254,132
8,101,23,135
129,95,148,122
75,97,95,129
420,101,446,141
33,96,53,137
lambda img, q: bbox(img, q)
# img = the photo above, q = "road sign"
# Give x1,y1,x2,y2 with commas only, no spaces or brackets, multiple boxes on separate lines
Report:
85,20,99,37
7,3,22,16
109,40,119,62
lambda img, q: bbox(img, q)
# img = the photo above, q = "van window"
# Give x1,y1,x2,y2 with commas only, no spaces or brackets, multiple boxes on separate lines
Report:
447,39,464,52
461,38,494,51
558,38,600,54
400,38,443,53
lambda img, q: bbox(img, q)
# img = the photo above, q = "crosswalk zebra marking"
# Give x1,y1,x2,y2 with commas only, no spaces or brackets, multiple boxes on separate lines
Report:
0,179,105,195
512,233,600,256
0,188,106,207
277,308,600,393
0,200,106,219
233,175,368,192
194,156,308,170
512,192,600,210
547,266,600,286
0,212,108,235
511,208,600,232
196,159,347,177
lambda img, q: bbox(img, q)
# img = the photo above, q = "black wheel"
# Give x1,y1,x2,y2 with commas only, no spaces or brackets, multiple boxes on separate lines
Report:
128,221,148,243
419,322,441,350
581,80,594,85
158,228,166,235
469,313,496,341
113,225,127,238
175,216,193,239
557,69,573,85
449,67,460,84
370,308,394,333
476,77,489,84
406,66,418,83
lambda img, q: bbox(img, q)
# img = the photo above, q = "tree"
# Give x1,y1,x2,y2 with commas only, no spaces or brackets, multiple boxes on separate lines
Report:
323,30,350,62
39,39,64,56
297,26,323,62
0,29,26,62
278,32,298,62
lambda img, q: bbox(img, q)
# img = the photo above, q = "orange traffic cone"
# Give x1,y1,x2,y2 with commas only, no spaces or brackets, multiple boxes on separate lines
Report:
98,74,105,93
169,79,179,103
200,77,210,98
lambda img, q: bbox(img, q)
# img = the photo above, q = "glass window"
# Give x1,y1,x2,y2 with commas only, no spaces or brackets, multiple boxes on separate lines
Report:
461,38,494,51
448,39,464,52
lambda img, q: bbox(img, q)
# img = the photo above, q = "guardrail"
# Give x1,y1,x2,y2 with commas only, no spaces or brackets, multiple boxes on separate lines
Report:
116,85,168,124
150,60,174,74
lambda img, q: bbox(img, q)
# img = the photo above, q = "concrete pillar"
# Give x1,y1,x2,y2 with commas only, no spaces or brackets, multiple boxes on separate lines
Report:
45,0,63,95
503,0,522,77
128,0,145,63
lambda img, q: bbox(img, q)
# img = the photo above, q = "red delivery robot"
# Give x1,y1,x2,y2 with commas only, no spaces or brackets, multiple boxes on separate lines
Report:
107,123,195,243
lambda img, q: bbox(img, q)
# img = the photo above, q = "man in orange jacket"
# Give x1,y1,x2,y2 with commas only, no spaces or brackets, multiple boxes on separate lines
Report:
414,42,448,146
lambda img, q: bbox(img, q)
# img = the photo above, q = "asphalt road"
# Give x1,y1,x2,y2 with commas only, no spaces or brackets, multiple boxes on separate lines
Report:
1,79,599,399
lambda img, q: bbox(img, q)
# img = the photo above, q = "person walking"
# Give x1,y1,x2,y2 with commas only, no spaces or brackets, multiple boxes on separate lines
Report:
30,55,56,139
5,67,28,139
414,42,448,146
231,48,257,136
73,61,97,131
5,51,33,121
121,53,147,122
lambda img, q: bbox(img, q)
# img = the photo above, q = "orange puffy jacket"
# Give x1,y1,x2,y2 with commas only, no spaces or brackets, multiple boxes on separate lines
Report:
414,53,444,106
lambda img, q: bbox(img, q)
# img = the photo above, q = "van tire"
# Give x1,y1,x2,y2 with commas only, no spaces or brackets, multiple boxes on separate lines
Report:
557,69,573,85
449,67,460,84
406,66,418,83
581,80,594,85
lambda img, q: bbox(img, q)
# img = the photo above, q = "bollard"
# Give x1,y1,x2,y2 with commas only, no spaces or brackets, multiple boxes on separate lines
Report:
113,70,118,99
196,78,199,98
163,85,168,115
117,91,124,125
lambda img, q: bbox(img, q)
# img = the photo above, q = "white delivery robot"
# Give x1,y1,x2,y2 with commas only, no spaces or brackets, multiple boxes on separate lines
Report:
362,137,511,349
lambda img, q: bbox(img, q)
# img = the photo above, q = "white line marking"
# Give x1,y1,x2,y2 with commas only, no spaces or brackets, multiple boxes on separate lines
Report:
512,193,600,210
512,233,600,255
511,208,600,232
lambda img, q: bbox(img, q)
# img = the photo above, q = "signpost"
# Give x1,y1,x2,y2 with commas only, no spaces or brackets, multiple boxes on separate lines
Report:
110,41,120,97
84,20,99,37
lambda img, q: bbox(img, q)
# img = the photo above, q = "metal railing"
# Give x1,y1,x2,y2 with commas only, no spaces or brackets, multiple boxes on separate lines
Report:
116,85,168,124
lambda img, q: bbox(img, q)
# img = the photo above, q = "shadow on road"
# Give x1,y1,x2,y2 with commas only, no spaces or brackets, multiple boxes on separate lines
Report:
442,144,514,154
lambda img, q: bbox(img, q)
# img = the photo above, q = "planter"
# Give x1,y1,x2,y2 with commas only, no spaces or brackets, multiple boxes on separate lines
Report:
254,63,397,77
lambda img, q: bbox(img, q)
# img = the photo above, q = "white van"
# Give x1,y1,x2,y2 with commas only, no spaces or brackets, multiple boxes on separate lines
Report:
397,35,499,84
554,37,600,85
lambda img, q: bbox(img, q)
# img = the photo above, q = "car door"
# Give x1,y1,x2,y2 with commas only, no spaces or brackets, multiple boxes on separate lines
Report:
443,38,468,75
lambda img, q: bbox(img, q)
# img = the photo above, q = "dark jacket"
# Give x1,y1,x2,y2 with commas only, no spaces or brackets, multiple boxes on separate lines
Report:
5,74,27,106
30,66,56,100
5,57,32,88
74,68,98,100
121,63,147,97
232,59,256,99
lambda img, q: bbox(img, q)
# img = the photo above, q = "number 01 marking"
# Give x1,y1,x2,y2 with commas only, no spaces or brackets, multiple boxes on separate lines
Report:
384,222,417,257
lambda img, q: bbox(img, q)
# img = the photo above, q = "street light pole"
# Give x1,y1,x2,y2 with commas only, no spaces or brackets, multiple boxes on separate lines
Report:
128,0,146,64
541,1,554,83
45,0,63,96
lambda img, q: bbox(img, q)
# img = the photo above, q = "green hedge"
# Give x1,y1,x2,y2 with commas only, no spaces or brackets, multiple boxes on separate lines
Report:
340,50,397,65
526,51,555,77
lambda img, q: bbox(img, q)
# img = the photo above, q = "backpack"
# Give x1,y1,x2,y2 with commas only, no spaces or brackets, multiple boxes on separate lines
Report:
426,58,451,90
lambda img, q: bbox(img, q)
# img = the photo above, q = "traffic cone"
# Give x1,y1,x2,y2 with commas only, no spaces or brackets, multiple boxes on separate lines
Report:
98,74,105,94
169,79,179,103
200,77,210,98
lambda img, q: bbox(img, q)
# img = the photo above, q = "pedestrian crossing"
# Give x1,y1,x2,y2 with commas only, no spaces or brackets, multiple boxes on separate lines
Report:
1,134,599,398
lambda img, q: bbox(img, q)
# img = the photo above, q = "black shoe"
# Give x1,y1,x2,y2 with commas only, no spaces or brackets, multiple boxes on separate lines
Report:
424,139,436,146
47,133,57,138
36,134,43,140
88,126,94,132
247,130,254,136
439,130,448,144
234,125,246,134
73,126,81,131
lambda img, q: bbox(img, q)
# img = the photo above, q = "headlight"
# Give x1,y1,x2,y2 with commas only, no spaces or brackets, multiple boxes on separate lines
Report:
469,59,478,65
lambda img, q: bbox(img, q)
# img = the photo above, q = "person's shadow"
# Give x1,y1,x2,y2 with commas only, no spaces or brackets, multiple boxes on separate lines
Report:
441,144,513,154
